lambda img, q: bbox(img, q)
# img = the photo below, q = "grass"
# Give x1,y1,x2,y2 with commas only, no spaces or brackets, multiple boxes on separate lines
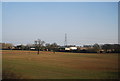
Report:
2,50,119,79
0,50,2,80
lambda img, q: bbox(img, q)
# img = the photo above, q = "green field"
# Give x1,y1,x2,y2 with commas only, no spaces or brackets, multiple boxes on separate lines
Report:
2,50,118,79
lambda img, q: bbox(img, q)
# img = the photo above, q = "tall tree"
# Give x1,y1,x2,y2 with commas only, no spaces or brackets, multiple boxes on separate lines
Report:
93,43,100,53
50,43,59,52
102,44,111,53
35,39,45,54
45,43,59,52
2,43,13,50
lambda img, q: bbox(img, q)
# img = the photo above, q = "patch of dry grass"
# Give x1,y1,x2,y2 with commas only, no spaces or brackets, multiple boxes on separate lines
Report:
2,50,118,79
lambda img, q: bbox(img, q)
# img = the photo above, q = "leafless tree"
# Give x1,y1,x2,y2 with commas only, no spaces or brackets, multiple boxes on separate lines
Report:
34,39,45,54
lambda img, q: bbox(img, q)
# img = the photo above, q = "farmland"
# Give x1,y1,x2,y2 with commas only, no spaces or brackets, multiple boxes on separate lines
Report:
2,50,118,79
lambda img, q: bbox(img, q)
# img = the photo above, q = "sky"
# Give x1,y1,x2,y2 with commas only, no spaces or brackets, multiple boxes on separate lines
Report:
0,2,2,44
1,0,119,2
2,2,118,46
118,2,120,44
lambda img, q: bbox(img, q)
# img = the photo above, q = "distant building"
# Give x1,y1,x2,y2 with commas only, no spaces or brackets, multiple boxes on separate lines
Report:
65,47,70,51
30,48,36,50
59,46,77,52
79,47,88,50
69,47,77,50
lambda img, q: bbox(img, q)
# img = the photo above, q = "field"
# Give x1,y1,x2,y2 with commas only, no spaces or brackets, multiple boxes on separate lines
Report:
2,50,118,79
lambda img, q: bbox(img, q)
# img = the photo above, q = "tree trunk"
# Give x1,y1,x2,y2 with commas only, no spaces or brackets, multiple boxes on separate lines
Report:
38,48,40,54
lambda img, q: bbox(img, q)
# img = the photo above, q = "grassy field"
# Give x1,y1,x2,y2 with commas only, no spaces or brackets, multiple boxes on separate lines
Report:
0,50,2,80
2,50,118,79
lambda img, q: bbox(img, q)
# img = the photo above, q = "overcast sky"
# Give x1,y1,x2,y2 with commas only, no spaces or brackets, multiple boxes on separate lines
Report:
2,2,118,46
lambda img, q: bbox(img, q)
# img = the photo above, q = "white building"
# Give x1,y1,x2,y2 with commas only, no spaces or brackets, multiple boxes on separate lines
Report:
65,47,77,51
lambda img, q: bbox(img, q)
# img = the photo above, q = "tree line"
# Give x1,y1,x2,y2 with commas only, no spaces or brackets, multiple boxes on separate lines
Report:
0,39,120,53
